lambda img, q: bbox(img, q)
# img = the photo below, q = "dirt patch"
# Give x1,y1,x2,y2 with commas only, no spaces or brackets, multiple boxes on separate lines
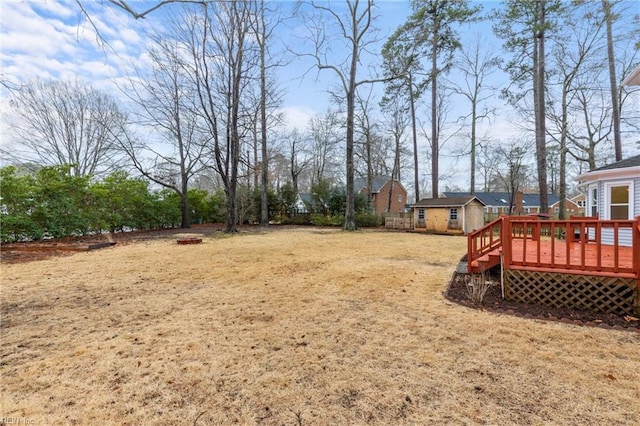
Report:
0,224,226,263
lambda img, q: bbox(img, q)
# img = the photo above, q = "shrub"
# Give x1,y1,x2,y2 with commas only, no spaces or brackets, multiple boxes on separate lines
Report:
356,213,382,227
281,214,312,226
465,270,494,305
311,214,343,227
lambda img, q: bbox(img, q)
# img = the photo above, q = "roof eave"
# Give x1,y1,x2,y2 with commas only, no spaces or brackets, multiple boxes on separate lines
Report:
622,65,640,86
576,165,640,183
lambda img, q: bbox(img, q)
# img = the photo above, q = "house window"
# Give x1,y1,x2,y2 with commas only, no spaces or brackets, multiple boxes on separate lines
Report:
577,200,585,208
449,208,458,221
398,194,402,203
608,183,631,220
418,208,425,220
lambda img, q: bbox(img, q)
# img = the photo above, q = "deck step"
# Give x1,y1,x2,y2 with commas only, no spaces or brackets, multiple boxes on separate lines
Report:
469,249,501,273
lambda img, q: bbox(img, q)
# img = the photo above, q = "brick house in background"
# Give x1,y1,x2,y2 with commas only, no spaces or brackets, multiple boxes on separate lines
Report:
355,176,408,214
550,193,586,217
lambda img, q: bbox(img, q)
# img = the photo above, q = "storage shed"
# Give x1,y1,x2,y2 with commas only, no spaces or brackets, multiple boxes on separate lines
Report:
411,196,485,235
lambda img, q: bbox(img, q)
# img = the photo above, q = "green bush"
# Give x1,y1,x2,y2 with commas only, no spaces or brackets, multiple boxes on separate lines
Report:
30,165,93,238
356,213,382,227
281,214,312,226
311,214,344,226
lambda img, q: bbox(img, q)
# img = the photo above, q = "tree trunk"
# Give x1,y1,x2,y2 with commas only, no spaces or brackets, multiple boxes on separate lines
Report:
470,92,477,195
366,126,373,209
345,65,357,231
343,9,358,231
259,0,269,227
180,175,190,228
431,19,439,199
409,73,420,202
534,0,549,214
602,0,622,161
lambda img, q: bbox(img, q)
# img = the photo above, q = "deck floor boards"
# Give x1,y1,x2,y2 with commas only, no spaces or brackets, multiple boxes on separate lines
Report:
471,240,635,274
509,239,634,272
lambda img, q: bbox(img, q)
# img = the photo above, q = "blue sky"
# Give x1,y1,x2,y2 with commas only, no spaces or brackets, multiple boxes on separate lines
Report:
0,1,416,125
1,1,638,192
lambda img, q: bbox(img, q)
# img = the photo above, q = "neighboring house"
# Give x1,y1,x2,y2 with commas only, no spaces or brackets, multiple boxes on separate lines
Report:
443,192,560,219
295,193,313,214
576,154,640,246
355,176,408,215
550,193,586,217
622,64,640,86
411,195,485,235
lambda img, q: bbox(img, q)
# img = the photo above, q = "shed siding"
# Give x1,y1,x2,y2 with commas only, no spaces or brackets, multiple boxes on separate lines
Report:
465,203,485,233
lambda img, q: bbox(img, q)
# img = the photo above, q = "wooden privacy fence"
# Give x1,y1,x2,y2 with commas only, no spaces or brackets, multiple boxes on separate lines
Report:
384,215,412,230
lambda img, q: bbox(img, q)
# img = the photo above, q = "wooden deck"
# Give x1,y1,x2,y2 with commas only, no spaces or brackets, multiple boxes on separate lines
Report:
469,216,640,280
473,240,636,279
467,216,640,315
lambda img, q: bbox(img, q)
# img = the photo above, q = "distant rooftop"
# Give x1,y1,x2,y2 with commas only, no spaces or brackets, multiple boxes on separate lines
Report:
443,192,559,207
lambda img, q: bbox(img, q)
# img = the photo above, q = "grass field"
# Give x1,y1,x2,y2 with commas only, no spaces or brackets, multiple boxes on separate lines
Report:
1,227,639,425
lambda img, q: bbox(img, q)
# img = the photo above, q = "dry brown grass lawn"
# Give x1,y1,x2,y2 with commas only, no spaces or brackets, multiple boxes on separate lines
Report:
1,228,639,425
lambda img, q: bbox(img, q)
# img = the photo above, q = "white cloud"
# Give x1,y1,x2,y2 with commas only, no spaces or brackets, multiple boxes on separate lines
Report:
279,105,318,131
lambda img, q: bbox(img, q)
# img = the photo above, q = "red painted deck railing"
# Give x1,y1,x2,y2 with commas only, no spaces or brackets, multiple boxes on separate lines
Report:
467,216,503,267
503,216,640,279
468,216,640,281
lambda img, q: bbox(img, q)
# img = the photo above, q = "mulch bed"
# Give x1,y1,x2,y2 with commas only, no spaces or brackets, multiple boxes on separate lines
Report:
445,265,640,333
0,224,226,264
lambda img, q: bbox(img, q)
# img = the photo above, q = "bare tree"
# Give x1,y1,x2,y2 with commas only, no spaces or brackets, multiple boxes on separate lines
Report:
354,86,381,207
302,0,390,230
381,97,411,189
546,2,603,218
282,128,312,195
419,85,459,196
308,112,342,187
182,2,258,233
566,82,613,170
449,36,499,195
118,31,207,228
476,143,499,192
491,139,533,213
601,0,622,161
250,0,285,227
381,19,428,203
393,0,480,199
103,0,191,19
5,79,127,177
494,0,564,215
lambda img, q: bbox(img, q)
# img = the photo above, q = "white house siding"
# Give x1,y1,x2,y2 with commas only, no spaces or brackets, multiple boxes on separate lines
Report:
600,229,632,247
595,177,639,247
635,177,640,217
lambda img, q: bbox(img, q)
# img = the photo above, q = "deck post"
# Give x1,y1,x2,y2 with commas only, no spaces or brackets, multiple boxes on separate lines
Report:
502,217,511,268
634,216,640,286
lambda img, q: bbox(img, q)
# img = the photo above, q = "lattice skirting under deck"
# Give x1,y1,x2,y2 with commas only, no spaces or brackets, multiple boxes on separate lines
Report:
504,269,639,316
